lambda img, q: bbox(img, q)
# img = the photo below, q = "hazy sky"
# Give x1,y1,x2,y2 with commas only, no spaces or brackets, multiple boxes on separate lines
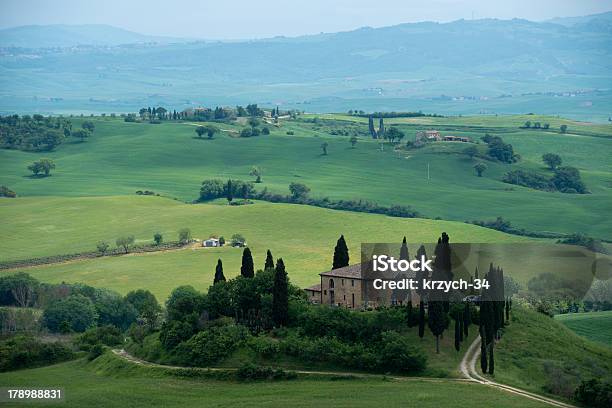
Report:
1,0,611,39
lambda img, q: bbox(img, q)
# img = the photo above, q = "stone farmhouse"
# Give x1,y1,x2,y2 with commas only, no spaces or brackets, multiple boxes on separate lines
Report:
416,130,471,143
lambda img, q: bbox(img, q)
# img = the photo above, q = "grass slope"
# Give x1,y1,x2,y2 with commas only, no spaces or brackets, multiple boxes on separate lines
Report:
495,307,612,398
0,196,529,299
0,115,610,238
0,355,551,408
554,311,612,346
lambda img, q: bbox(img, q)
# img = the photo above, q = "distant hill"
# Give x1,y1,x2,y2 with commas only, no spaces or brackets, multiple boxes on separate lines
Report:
547,10,612,26
0,24,187,48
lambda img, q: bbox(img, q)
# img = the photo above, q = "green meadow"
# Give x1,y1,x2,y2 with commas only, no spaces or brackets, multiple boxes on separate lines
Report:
0,356,552,408
1,114,610,239
555,311,612,346
0,196,529,300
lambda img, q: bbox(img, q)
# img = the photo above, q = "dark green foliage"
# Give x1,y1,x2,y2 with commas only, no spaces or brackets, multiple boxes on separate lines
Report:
503,166,587,194
542,153,562,170
483,135,517,163
214,259,226,284
159,320,195,350
241,247,254,278
378,331,427,372
236,363,297,381
428,301,449,353
558,233,607,254
288,182,310,200
94,291,138,330
0,114,69,151
177,324,249,366
165,286,205,322
27,158,56,176
400,236,409,260
480,326,488,373
418,300,426,338
0,272,39,307
0,335,74,371
77,325,123,350
87,343,105,361
454,318,461,352
0,185,16,197
272,259,289,327
125,289,161,327
551,166,587,194
264,249,274,270
199,179,225,200
43,294,97,333
153,233,163,245
488,344,494,375
464,302,471,337
332,235,349,269
574,379,612,408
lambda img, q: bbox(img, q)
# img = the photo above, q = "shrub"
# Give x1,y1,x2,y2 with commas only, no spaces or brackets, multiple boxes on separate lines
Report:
77,325,123,350
248,335,280,358
87,343,105,361
378,331,427,373
0,336,74,371
43,294,97,333
574,379,611,408
177,324,249,366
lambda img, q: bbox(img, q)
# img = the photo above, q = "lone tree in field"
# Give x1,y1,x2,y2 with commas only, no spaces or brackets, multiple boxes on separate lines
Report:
116,236,135,254
153,233,163,245
214,259,226,284
560,124,568,133
473,162,487,177
321,141,329,155
332,235,349,269
204,125,218,139
272,258,289,327
72,129,90,142
195,126,206,138
350,136,358,148
178,228,192,244
249,166,262,183
418,300,425,338
28,158,55,177
96,241,110,255
289,182,310,201
428,301,449,354
264,249,275,270
542,153,562,170
81,120,95,133
240,247,254,278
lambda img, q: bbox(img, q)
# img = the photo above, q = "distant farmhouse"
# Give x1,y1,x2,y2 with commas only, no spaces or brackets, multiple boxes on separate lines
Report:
202,238,221,247
416,130,471,143
305,263,420,309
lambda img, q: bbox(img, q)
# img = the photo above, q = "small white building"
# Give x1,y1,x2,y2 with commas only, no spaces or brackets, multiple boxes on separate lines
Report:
203,238,220,247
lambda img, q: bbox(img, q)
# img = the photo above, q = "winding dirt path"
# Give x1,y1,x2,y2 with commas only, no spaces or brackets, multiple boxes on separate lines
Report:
459,336,577,408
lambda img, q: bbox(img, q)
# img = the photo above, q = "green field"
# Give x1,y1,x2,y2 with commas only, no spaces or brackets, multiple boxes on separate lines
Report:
1,114,610,238
0,196,530,300
0,354,551,408
495,307,612,398
555,311,612,346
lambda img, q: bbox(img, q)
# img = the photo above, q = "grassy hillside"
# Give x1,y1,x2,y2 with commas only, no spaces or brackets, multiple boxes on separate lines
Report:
495,307,612,399
0,116,610,238
0,196,530,299
0,355,551,408
555,311,612,346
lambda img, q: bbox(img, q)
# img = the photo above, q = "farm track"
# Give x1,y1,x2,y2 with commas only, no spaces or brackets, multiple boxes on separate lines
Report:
460,336,577,408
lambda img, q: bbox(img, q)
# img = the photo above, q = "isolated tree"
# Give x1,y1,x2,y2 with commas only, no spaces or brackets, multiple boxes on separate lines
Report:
418,300,425,338
321,141,328,155
249,166,262,183
427,301,449,353
332,235,349,269
542,153,562,170
264,249,274,270
178,228,192,244
543,123,550,129
289,182,310,201
474,162,487,177
28,158,55,177
81,121,95,133
204,125,219,139
96,241,110,255
350,135,358,148
560,124,568,133
385,127,404,144
116,236,135,253
226,179,233,203
72,129,90,142
214,259,226,284
523,120,531,128
464,145,478,158
240,247,254,278
153,233,163,245
272,258,289,326
195,126,206,138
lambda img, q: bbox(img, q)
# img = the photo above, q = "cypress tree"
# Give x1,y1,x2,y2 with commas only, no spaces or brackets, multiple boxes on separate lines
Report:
427,301,449,354
226,179,233,203
400,236,409,260
332,235,349,269
418,300,425,338
459,317,464,342
264,249,274,270
368,116,376,138
480,325,488,373
240,247,254,278
378,117,385,138
272,258,289,327
505,298,510,322
454,318,461,351
214,259,225,284
463,302,471,337
488,344,495,375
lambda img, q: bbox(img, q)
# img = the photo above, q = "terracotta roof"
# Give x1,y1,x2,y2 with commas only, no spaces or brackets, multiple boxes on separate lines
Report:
304,284,321,292
320,263,364,279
